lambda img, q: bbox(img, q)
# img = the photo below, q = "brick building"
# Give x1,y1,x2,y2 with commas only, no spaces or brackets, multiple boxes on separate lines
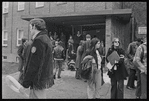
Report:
2,2,138,62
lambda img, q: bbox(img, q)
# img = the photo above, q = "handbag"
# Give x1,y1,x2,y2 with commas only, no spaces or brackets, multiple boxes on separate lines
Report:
81,66,92,80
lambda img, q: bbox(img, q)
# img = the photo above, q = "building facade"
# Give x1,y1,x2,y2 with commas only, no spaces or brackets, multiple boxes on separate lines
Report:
2,2,134,62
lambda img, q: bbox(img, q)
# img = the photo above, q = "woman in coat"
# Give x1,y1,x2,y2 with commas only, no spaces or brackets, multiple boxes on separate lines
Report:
84,38,102,99
75,40,85,79
106,38,128,99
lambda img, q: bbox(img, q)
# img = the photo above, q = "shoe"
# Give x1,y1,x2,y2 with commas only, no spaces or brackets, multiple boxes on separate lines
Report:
58,76,61,78
84,80,87,82
132,86,136,89
126,86,134,90
136,96,140,99
53,75,56,79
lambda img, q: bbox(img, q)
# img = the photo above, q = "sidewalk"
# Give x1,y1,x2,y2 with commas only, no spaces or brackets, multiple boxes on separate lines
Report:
2,62,136,99
2,70,137,99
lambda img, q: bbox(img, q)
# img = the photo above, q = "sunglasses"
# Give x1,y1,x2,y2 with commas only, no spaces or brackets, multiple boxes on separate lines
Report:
114,41,119,43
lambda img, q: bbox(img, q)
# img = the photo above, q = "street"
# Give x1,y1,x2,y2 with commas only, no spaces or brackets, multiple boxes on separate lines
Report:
2,69,137,99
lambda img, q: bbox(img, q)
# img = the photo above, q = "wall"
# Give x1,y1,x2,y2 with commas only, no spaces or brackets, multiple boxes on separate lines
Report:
75,2,106,12
2,2,126,62
123,2,147,39
50,2,74,14
111,16,131,51
2,2,30,62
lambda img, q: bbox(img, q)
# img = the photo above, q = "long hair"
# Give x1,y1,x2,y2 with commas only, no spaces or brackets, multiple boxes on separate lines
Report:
87,38,100,67
111,37,120,49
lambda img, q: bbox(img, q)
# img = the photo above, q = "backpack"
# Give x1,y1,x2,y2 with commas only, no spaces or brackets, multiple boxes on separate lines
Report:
80,55,93,80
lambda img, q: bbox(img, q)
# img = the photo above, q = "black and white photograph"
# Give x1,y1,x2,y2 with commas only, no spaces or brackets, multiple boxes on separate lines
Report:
2,2,147,99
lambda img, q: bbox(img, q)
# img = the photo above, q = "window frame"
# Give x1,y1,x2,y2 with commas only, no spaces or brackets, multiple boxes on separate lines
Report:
35,2,44,8
2,30,8,47
56,2,67,5
16,29,24,46
18,2,25,11
3,2,9,14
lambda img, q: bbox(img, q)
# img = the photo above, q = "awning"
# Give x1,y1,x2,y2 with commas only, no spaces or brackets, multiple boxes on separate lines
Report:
21,9,132,26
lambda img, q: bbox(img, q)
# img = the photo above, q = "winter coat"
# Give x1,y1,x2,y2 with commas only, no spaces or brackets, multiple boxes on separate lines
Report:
22,30,54,90
106,46,128,80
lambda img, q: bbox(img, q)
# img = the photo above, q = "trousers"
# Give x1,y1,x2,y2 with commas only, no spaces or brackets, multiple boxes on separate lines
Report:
87,70,102,99
54,60,63,77
140,73,147,99
127,69,136,88
111,78,124,99
135,70,141,97
29,88,47,99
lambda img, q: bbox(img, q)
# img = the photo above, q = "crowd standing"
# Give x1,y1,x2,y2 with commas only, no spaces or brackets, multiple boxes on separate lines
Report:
17,18,147,99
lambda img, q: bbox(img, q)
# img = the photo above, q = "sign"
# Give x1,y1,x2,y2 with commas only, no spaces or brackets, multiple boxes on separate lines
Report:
138,27,147,34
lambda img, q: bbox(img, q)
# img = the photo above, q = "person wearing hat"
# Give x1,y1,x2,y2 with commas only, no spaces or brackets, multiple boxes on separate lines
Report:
20,18,54,99
105,38,128,99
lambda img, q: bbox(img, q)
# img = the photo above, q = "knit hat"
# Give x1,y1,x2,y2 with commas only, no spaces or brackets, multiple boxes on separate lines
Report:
30,18,46,30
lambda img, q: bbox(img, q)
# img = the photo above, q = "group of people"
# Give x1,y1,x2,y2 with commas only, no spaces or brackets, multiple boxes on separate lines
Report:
125,37,147,99
17,18,147,99
74,35,147,99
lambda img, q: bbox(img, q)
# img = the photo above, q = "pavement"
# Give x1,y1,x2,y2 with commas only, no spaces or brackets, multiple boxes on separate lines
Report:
2,69,137,99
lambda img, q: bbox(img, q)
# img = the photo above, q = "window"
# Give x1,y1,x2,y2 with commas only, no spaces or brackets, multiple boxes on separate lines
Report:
17,29,24,46
3,2,9,14
35,2,44,8
2,30,8,46
138,27,147,34
56,2,67,5
18,2,25,11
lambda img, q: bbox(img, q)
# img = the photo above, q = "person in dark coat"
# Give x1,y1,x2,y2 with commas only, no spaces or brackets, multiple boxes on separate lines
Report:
20,18,54,99
75,40,85,79
17,38,27,83
106,38,128,99
17,38,27,72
